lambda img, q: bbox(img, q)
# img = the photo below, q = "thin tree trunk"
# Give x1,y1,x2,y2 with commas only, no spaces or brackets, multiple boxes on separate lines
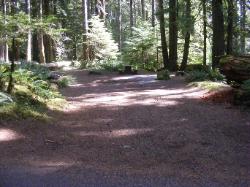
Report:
141,0,145,20
240,0,246,53
129,0,134,32
44,0,55,63
169,0,178,71
226,0,234,55
7,37,15,93
26,0,32,62
0,0,4,62
158,0,169,68
4,0,9,63
202,0,207,66
82,0,89,60
180,0,191,71
212,0,225,69
152,0,155,27
38,0,46,64
11,0,19,62
118,0,122,50
134,1,137,26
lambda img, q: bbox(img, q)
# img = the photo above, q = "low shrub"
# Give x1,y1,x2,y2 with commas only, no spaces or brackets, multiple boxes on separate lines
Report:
157,69,171,80
186,64,210,72
57,76,74,88
186,69,225,82
186,70,208,82
241,79,250,92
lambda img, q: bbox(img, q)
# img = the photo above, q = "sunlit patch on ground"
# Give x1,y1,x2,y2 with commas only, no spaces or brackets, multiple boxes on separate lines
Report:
26,160,75,175
75,128,153,138
64,87,207,112
0,129,24,142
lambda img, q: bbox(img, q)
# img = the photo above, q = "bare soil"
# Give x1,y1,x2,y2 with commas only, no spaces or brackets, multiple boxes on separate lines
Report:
0,70,250,186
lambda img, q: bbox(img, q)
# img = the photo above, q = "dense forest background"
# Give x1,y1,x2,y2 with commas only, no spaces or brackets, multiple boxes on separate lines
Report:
0,0,249,71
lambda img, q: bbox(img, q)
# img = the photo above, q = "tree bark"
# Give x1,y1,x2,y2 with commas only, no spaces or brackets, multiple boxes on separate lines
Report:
212,0,225,69
169,0,178,71
158,0,169,69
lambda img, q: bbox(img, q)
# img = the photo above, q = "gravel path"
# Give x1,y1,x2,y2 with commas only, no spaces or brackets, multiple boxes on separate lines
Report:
0,70,250,187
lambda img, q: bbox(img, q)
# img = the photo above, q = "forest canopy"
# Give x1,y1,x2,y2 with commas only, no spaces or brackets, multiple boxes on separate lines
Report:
0,0,249,71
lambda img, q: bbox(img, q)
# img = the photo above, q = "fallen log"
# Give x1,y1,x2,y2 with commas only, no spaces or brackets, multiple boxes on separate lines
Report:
219,55,250,83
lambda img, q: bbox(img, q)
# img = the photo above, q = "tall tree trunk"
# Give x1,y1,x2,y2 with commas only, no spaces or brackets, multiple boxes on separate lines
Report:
26,0,32,62
4,0,8,63
118,0,122,50
0,0,4,62
0,43,4,62
31,0,38,62
212,0,225,69
169,0,178,71
44,0,55,63
152,0,155,27
158,0,169,68
134,1,137,26
226,0,234,55
180,0,191,71
101,0,105,17
91,0,95,14
38,0,46,64
141,0,145,20
7,37,15,93
11,0,19,62
202,0,207,66
129,0,134,32
240,0,246,53
82,0,89,60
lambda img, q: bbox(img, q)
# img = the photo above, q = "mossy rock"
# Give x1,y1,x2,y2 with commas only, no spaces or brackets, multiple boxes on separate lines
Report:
157,69,171,80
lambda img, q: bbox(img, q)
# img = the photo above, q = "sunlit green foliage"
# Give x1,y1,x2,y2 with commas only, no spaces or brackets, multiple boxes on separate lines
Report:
123,22,160,71
88,16,119,64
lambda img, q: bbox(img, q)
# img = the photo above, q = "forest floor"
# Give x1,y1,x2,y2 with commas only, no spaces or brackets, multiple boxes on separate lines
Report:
0,70,250,187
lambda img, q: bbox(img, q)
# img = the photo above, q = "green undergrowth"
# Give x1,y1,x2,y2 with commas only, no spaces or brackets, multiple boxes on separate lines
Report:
188,81,229,92
0,63,67,121
0,85,65,121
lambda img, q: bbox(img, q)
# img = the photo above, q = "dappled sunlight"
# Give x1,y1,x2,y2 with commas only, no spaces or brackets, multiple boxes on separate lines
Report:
0,129,24,142
64,86,206,112
74,128,153,138
27,160,75,175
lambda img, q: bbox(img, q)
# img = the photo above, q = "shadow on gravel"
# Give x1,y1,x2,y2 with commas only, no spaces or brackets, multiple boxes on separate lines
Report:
0,70,250,187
